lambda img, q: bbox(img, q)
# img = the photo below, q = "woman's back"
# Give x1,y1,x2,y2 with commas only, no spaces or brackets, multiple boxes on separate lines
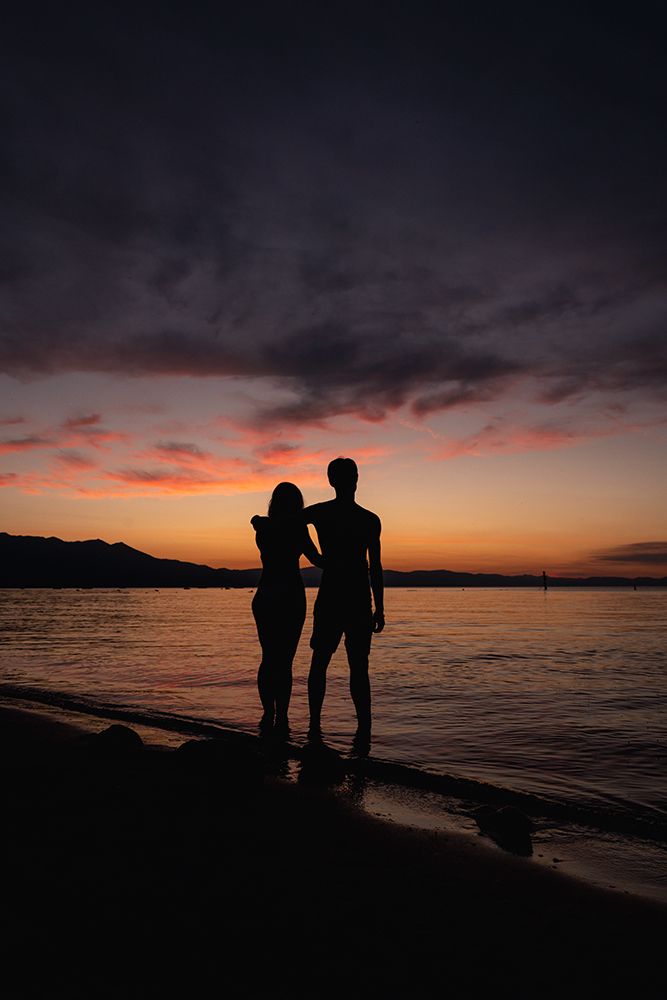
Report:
253,516,305,591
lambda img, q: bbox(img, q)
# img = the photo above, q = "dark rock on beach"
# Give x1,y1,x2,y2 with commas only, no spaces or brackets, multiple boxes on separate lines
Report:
472,805,534,856
80,724,145,757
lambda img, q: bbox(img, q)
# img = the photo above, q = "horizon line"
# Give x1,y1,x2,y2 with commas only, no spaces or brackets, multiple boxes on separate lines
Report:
2,532,667,582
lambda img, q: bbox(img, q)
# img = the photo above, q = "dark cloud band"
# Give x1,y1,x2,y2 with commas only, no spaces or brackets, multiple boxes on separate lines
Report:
1,4,665,428
595,542,667,567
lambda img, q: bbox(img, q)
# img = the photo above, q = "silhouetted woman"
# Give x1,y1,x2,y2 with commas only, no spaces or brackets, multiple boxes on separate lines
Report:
251,482,322,731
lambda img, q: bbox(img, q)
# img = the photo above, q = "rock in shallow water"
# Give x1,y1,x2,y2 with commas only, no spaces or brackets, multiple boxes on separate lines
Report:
471,805,534,856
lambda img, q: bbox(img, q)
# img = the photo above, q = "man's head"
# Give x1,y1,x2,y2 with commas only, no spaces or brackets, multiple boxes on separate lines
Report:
327,456,358,497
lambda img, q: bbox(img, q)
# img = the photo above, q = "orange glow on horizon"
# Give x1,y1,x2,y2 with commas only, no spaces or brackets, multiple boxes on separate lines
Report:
2,381,666,579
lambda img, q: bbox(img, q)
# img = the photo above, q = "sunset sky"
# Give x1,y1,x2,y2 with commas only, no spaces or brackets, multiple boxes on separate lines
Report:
1,4,666,576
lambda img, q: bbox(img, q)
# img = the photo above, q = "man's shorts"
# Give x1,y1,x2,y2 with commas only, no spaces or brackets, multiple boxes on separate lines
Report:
310,592,373,659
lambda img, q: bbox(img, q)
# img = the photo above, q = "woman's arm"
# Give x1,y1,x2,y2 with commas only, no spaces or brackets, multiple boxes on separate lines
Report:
302,526,324,568
251,514,268,554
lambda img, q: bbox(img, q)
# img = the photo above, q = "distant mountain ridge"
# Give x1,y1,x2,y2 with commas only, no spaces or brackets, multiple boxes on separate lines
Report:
0,532,260,588
1,532,665,589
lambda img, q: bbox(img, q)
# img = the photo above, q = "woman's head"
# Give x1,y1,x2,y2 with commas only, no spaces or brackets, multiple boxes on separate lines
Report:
268,481,304,520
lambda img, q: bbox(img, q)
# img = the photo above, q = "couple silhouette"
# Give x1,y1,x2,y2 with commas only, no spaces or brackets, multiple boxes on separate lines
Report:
250,457,384,742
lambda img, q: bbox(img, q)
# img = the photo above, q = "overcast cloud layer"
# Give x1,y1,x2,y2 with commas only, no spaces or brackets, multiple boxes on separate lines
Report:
1,3,666,430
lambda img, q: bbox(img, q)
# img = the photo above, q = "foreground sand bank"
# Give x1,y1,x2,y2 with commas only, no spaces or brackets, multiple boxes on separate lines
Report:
1,705,664,999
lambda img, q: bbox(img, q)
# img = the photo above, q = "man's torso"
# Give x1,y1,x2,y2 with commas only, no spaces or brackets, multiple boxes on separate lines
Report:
306,500,379,600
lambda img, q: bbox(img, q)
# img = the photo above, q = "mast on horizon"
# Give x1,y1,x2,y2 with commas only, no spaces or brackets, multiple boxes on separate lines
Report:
542,570,548,591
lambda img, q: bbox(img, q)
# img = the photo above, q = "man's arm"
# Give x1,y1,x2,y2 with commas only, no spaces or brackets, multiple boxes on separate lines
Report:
302,526,324,568
368,516,385,634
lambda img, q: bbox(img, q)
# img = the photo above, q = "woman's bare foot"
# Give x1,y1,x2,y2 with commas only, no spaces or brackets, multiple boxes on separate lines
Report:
273,715,290,740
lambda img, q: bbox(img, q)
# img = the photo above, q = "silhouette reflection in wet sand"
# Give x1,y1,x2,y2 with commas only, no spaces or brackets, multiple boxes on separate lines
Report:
251,483,323,736
305,457,384,744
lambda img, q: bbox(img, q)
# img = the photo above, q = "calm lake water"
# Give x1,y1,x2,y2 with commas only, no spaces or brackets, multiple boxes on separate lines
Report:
1,587,666,823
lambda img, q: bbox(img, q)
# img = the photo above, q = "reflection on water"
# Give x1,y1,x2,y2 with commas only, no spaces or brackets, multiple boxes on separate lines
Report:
1,587,666,816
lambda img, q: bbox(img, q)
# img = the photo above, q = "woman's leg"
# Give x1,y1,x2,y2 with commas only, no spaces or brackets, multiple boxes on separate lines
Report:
274,660,293,724
253,597,276,721
274,599,306,724
257,657,275,718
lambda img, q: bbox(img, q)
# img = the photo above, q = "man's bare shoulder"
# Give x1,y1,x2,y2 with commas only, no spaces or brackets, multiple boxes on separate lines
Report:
303,501,334,523
355,504,381,532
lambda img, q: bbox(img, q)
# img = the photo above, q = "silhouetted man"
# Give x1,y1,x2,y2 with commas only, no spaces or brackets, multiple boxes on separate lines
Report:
305,457,384,735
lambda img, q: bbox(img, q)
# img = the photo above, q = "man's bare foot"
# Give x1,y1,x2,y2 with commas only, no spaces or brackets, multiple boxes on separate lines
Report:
307,721,323,743
259,711,274,733
352,725,371,758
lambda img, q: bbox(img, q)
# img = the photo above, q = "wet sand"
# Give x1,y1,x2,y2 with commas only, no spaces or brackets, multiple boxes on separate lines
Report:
1,705,664,999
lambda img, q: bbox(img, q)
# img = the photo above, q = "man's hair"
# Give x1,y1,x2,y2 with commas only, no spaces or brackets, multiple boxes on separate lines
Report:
327,456,358,489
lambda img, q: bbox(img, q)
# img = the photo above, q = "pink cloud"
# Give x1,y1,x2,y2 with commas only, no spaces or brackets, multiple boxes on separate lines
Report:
100,462,321,497
214,418,305,448
0,435,53,454
0,406,389,498
55,450,97,470
434,424,585,459
148,441,213,463
0,414,126,462
430,417,660,460
255,442,388,468
63,414,103,430
109,468,217,487
0,472,17,486
133,447,250,479
0,421,129,462
60,414,130,450
254,442,307,465
0,447,98,494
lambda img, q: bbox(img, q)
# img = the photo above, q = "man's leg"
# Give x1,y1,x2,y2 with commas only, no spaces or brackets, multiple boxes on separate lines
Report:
308,596,341,732
347,650,371,729
307,647,333,732
345,623,373,730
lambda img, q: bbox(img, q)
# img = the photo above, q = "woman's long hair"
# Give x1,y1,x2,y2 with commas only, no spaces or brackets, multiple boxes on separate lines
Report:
267,481,304,521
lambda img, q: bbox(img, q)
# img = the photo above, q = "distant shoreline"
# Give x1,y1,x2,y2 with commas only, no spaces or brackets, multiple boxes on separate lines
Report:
3,583,667,590
2,531,666,588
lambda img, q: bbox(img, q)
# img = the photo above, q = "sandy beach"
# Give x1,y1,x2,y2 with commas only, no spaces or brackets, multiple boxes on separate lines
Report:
1,703,664,999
